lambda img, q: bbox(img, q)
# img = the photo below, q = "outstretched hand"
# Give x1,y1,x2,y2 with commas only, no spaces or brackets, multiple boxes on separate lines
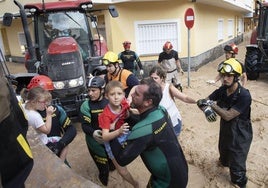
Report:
197,99,214,110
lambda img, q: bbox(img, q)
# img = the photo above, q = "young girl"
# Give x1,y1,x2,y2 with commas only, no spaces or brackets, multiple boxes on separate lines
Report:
22,87,56,144
98,80,139,188
22,76,76,165
22,86,69,161
150,65,197,136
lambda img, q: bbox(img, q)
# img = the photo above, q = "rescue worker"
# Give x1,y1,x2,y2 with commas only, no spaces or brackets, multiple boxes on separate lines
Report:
25,75,76,166
0,69,33,187
207,43,247,86
118,41,144,77
197,58,252,188
110,78,188,188
158,41,184,92
79,76,115,186
102,51,139,97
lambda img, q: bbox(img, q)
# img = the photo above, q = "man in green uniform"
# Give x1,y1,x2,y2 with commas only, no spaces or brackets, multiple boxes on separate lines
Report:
110,78,188,188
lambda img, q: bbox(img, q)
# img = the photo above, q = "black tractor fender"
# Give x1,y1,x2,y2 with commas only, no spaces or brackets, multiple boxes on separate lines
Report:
10,73,38,95
245,44,258,49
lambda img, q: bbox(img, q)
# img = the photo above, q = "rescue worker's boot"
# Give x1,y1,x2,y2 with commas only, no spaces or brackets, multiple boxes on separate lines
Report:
99,172,109,186
108,158,115,171
231,171,248,188
94,157,110,186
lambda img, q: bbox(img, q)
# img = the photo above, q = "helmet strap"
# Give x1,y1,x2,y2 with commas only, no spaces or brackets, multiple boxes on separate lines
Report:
97,89,104,101
234,75,239,82
111,64,120,76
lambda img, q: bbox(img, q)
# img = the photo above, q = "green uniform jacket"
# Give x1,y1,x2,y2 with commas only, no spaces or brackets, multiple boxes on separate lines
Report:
111,106,188,188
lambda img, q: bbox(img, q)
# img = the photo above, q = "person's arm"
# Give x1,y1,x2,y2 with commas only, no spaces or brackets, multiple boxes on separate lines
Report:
210,104,240,121
79,101,95,136
210,88,251,121
240,72,247,87
134,52,143,70
38,106,55,134
110,133,150,166
99,109,129,142
45,105,76,157
169,84,196,103
158,53,163,64
126,74,139,88
102,123,129,142
214,73,222,83
60,125,76,145
56,105,77,145
125,74,139,97
118,52,122,60
174,51,183,74
176,59,183,72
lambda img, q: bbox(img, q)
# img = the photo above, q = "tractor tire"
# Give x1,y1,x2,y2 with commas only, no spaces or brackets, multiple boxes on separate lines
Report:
245,47,260,80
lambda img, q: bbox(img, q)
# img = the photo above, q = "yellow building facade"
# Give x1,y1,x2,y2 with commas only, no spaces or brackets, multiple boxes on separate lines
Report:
0,0,254,69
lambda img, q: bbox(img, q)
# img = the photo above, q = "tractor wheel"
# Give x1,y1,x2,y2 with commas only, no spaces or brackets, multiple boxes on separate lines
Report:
245,47,260,80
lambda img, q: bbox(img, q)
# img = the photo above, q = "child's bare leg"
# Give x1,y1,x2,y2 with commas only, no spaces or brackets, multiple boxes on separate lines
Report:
112,159,139,188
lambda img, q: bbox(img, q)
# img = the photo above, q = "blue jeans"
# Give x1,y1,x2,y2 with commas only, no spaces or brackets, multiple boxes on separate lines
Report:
173,119,182,136
104,133,129,159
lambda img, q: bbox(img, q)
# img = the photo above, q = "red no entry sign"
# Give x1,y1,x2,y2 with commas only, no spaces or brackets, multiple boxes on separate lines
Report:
184,8,195,29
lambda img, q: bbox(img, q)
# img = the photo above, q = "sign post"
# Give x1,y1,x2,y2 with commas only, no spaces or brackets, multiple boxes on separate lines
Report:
184,8,194,87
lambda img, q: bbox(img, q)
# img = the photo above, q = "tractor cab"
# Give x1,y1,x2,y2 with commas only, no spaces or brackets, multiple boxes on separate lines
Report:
3,0,118,117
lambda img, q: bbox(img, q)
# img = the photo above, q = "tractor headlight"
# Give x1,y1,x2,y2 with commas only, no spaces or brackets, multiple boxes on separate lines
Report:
53,77,84,89
80,2,93,10
53,81,65,89
69,79,78,88
68,76,84,88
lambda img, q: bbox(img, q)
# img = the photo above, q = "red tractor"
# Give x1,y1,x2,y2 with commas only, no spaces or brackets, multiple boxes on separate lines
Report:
3,0,118,117
245,0,268,80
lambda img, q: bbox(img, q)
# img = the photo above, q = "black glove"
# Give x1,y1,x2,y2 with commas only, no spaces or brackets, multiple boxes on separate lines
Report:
197,99,214,109
203,106,217,122
46,140,65,157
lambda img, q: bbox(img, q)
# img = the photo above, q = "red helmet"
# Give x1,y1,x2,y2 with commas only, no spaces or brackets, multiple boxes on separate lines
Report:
27,75,54,91
224,43,238,55
163,41,173,50
123,41,131,50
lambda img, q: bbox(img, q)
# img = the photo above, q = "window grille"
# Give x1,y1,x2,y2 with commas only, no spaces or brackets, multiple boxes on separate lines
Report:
227,19,234,38
135,19,180,56
218,19,224,42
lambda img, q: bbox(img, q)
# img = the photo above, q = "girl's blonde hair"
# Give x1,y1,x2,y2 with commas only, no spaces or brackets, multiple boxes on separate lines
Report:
21,86,52,103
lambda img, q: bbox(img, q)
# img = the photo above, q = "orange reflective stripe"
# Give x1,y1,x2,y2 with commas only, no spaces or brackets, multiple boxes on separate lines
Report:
108,69,131,89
